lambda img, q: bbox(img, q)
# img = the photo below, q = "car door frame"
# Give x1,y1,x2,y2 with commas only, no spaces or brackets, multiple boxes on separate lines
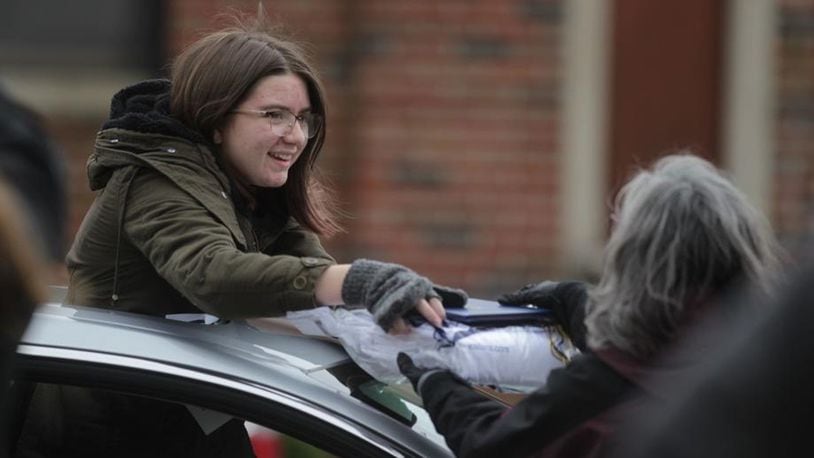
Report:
11,344,414,457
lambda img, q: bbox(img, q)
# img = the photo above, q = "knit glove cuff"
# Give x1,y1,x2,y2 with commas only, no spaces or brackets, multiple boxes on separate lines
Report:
341,259,436,331
432,285,468,308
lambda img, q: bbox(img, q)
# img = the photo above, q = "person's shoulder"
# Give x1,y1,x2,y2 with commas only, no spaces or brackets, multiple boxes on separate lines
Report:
546,352,633,397
0,88,38,130
0,89,57,165
98,132,222,191
127,167,194,200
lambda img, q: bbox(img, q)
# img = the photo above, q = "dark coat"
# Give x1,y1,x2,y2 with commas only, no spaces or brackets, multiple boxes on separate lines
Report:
0,87,66,262
612,259,814,458
418,348,644,458
15,79,336,457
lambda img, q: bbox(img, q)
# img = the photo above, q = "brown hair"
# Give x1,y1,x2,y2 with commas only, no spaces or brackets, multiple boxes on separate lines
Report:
170,18,341,236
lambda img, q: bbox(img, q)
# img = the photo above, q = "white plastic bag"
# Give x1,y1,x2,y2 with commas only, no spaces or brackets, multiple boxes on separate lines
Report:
286,307,577,389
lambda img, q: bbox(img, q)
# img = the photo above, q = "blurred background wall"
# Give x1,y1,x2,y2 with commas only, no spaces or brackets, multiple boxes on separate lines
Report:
1,0,811,297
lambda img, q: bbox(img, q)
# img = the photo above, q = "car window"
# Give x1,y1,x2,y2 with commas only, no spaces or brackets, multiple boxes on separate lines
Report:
9,352,417,457
6,381,335,457
246,422,335,458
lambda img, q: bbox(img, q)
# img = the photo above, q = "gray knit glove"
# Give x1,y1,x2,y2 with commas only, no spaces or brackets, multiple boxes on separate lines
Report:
341,259,467,331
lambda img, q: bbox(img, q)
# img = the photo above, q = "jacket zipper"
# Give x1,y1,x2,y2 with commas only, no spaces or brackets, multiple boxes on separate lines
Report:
237,212,259,253
249,226,259,252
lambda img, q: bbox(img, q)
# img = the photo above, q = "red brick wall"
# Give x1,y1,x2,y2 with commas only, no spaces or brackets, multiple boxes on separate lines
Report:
776,0,814,254
340,2,563,296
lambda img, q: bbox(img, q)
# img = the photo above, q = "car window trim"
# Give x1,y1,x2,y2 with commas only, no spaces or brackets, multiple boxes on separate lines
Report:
15,344,407,458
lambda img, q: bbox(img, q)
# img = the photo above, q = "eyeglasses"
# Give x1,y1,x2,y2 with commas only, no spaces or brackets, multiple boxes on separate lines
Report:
230,108,323,139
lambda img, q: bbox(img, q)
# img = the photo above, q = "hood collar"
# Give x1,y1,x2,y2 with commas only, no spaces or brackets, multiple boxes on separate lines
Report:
102,79,207,145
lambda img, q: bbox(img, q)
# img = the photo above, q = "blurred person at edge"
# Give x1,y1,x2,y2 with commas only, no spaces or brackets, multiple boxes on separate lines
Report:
14,13,465,458
0,87,66,451
608,255,814,458
0,88,66,267
0,180,46,458
397,153,784,458
610,167,814,458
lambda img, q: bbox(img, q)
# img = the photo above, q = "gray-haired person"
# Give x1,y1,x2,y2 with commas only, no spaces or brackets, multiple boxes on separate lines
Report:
397,153,783,458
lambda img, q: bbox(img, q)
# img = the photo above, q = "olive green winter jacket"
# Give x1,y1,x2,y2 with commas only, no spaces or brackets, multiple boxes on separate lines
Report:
65,86,334,319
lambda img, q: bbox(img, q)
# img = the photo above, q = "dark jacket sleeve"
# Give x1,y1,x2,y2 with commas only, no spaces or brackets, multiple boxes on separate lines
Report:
551,281,589,351
124,170,333,318
418,371,511,457
420,354,634,458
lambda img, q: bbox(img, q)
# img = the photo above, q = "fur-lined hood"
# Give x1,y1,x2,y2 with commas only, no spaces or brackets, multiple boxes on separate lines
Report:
102,78,205,144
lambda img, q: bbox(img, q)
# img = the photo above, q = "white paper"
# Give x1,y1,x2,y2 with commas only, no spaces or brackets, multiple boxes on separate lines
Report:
165,313,221,325
286,307,578,389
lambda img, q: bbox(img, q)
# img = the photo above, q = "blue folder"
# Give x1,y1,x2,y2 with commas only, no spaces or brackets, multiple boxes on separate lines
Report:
444,298,553,326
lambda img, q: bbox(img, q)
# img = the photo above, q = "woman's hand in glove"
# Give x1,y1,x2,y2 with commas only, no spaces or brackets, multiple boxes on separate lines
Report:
390,296,444,334
340,259,468,333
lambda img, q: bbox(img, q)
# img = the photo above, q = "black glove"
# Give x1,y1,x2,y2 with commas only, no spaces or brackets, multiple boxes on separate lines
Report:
396,352,428,392
341,259,468,331
433,285,468,308
498,280,590,351
397,352,468,396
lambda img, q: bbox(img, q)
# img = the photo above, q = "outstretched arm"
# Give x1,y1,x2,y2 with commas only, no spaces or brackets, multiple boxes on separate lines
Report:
316,261,452,333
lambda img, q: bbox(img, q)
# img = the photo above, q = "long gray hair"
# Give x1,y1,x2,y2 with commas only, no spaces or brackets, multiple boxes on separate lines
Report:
585,154,782,360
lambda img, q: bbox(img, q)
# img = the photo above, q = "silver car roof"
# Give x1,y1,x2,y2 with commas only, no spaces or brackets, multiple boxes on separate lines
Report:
19,301,451,457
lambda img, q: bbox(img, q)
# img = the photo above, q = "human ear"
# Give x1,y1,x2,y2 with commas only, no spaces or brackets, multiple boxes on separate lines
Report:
213,129,223,144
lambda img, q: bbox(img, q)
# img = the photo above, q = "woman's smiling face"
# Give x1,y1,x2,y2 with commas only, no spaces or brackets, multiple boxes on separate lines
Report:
215,73,310,188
